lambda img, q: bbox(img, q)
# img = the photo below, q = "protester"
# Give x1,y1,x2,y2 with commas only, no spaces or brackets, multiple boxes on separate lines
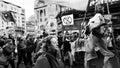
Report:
3,39,15,68
16,37,27,68
34,36,64,68
84,10,114,68
26,36,35,67
35,35,43,53
63,36,71,56
57,32,63,49
70,33,77,62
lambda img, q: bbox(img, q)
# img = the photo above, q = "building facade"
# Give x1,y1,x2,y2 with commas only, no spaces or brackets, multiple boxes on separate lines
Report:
25,15,37,35
26,21,36,34
0,0,26,31
34,0,78,35
34,0,62,35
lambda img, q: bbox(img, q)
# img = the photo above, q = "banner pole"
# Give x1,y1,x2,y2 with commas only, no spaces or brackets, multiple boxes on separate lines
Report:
106,0,120,66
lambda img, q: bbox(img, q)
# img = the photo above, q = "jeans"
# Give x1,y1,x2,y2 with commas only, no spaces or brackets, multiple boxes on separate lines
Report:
17,50,27,68
26,52,33,65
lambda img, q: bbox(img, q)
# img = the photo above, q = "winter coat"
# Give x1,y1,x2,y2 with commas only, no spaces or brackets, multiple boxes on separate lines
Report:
17,40,26,51
34,52,64,68
26,40,35,53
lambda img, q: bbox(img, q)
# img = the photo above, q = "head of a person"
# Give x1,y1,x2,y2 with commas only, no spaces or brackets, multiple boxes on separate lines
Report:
45,36,58,48
9,34,12,38
44,36,58,57
39,35,43,39
18,37,24,42
95,9,104,14
94,2,104,14
5,39,13,45
28,37,34,41
71,32,79,41
58,31,63,37
3,36,8,40
51,37,58,48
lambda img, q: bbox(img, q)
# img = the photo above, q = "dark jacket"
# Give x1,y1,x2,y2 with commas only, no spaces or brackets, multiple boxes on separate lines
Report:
17,40,26,51
58,37,63,48
34,53,64,68
0,39,5,47
3,43,15,60
63,39,71,54
26,39,35,53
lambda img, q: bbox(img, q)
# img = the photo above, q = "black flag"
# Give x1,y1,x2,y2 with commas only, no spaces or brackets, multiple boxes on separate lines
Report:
2,11,16,23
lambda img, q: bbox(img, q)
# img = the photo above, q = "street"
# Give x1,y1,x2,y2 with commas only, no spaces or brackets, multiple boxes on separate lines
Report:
0,54,119,68
0,0,120,68
3,52,119,68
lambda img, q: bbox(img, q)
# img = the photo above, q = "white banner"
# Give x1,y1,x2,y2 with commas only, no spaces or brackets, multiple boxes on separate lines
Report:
45,0,90,11
47,19,57,29
61,14,74,25
104,14,112,20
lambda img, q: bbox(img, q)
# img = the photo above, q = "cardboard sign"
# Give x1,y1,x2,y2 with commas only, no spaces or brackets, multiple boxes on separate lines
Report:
62,14,74,25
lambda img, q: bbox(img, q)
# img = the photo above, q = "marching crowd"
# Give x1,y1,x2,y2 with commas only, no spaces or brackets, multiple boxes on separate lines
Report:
0,31,82,68
0,11,120,68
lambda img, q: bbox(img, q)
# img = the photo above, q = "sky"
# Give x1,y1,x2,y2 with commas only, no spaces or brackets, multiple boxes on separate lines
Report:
3,0,35,20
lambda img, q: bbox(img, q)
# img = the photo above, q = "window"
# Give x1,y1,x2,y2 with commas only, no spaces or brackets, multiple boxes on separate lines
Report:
22,24,25,26
14,8,16,11
2,25,4,27
1,4,3,7
5,5,7,9
18,20,20,22
44,9,46,16
16,9,17,12
2,21,4,27
22,17,25,20
45,18,47,21
11,23,14,25
2,21,4,25
56,5,58,11
11,7,13,10
22,9,25,13
22,21,25,23
18,17,20,19
40,18,42,22
40,10,43,17
37,11,39,20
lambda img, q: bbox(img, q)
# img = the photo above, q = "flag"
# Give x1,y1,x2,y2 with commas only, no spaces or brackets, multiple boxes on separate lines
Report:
2,11,16,23
45,0,90,11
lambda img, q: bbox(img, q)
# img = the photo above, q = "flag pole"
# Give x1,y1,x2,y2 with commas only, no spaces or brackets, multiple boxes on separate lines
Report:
80,0,91,38
106,0,117,53
106,0,120,66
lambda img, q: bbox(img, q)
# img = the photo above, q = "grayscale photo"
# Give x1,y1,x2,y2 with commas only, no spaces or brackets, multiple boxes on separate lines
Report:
0,0,120,68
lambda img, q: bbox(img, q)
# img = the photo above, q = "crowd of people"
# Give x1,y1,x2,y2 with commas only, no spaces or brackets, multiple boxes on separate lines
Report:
0,34,36,68
0,11,120,68
0,28,88,68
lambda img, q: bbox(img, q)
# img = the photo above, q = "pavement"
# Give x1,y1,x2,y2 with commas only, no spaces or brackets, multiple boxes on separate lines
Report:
0,62,25,68
0,51,119,68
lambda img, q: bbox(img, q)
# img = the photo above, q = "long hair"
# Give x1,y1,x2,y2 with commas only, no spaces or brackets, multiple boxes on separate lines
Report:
44,36,58,58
